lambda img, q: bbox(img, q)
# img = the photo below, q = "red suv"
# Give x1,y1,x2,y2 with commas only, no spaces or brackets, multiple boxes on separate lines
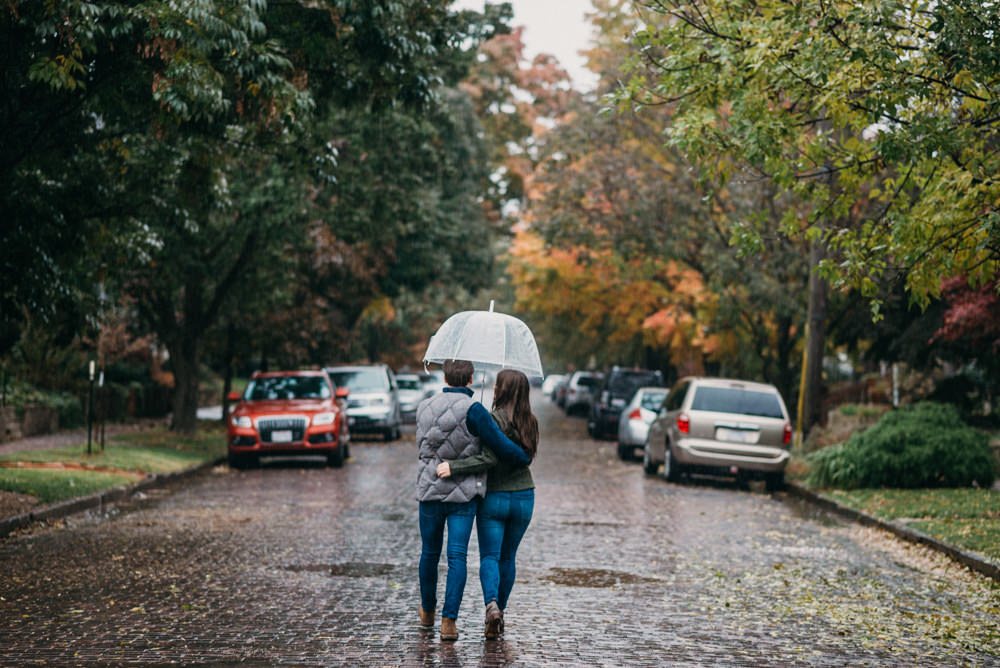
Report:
227,370,349,469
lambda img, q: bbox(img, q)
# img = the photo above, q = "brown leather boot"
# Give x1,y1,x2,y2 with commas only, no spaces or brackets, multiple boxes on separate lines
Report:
419,607,434,628
440,617,459,641
484,601,502,639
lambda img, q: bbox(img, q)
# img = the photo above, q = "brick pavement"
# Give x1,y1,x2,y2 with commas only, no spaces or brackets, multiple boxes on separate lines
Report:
1,395,999,666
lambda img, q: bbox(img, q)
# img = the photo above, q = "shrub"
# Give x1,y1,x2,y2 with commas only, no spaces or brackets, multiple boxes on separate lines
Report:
2,379,85,429
806,402,995,489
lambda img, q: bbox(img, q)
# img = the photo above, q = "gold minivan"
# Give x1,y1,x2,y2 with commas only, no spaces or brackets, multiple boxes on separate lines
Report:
643,377,792,491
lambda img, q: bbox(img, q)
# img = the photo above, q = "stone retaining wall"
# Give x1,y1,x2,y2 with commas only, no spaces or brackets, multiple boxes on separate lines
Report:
0,404,60,442
0,406,21,441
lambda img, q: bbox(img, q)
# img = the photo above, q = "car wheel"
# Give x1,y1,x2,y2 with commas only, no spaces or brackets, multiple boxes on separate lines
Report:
617,443,630,460
587,420,598,438
642,444,657,475
663,443,681,483
327,444,344,468
764,471,785,492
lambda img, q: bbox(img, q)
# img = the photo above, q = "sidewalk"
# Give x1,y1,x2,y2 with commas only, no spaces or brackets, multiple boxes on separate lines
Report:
0,418,165,456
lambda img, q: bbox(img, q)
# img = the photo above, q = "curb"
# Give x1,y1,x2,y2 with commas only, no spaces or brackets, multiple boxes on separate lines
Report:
786,482,1000,584
0,457,225,539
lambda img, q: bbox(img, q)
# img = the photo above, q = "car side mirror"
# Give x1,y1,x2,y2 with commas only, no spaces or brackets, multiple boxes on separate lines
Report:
226,391,241,402
335,387,350,399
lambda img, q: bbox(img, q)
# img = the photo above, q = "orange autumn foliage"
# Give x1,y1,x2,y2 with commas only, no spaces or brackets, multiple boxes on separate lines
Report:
507,226,727,367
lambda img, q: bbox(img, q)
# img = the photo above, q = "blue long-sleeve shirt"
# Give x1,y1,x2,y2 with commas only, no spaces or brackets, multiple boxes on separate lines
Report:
443,387,530,466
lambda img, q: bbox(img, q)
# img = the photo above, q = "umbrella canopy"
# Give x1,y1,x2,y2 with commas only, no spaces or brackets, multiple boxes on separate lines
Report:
423,304,543,379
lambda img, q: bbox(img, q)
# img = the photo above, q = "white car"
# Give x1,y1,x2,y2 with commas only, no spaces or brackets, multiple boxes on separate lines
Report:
563,371,603,416
325,364,402,441
419,370,446,396
541,374,565,398
616,386,669,461
396,373,432,423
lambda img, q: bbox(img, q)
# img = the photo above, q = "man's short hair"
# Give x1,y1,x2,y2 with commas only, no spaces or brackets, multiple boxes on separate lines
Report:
443,359,474,387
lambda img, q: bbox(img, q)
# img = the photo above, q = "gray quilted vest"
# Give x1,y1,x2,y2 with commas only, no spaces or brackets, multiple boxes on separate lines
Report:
415,391,486,503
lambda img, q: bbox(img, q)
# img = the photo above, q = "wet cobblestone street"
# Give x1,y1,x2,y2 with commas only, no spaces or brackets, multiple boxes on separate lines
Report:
2,391,999,666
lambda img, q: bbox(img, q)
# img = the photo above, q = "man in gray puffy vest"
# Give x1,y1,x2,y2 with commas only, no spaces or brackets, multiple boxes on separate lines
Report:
416,359,530,641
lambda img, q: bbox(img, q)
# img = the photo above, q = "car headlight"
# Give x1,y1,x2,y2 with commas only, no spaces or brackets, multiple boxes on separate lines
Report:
231,415,252,428
312,412,336,426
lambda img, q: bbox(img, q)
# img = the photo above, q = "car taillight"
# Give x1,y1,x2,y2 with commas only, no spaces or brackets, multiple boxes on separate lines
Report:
677,413,690,434
783,422,792,445
628,408,643,421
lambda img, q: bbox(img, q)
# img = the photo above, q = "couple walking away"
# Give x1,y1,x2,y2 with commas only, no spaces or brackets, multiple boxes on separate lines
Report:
415,359,538,641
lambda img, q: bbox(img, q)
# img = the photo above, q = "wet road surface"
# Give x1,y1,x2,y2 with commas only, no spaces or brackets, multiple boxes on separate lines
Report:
1,390,998,666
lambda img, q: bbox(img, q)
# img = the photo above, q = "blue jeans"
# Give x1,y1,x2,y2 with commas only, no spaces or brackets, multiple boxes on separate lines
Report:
476,489,534,610
418,499,478,619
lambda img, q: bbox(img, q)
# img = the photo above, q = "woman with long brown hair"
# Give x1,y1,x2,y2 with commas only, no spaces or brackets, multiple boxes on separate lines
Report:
437,368,537,639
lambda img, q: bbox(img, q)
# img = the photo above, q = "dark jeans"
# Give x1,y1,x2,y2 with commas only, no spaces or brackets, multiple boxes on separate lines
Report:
476,489,534,609
418,499,478,620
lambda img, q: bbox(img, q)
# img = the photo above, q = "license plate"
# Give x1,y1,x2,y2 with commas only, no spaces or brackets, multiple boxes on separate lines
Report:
716,427,750,443
272,430,293,442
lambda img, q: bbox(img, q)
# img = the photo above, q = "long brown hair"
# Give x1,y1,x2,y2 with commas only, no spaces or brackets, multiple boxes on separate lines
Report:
492,369,538,460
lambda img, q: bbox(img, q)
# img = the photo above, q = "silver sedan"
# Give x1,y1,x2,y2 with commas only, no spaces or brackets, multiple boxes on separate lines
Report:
616,386,669,460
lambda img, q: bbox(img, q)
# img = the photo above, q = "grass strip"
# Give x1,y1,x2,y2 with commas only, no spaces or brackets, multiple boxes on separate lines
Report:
0,423,226,507
0,468,141,504
825,487,1000,562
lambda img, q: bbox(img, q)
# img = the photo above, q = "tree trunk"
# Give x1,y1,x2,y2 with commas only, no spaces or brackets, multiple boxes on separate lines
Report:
802,240,828,434
221,322,235,426
168,331,202,435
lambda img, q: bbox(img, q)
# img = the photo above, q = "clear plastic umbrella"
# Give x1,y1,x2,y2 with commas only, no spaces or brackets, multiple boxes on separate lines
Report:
423,301,543,379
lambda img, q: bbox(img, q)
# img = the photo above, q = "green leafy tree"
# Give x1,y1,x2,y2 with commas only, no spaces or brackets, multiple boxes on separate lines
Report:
621,0,1000,303
6,0,513,433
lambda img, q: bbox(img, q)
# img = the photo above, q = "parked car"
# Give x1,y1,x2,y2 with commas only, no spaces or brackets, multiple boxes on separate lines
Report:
616,386,670,461
541,374,566,398
419,370,446,396
553,376,569,406
588,367,665,439
643,377,792,491
396,373,432,423
227,370,350,469
325,364,402,441
563,370,603,416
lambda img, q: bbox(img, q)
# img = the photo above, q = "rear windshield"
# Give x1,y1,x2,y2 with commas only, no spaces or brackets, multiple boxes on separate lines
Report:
245,376,330,400
609,371,662,397
576,375,602,388
640,390,668,411
690,386,784,418
328,369,389,392
397,378,422,391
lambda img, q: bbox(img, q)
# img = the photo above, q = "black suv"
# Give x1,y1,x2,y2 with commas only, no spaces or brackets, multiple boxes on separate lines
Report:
588,367,665,439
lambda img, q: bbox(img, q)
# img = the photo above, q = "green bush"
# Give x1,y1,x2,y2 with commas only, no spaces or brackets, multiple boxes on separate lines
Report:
806,402,996,489
2,379,84,429
48,392,85,429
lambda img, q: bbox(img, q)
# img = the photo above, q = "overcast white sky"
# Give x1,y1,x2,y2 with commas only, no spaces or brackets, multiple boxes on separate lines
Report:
453,0,599,91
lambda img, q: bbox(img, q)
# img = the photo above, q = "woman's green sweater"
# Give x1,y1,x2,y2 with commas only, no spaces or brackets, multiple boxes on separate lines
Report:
447,408,534,492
